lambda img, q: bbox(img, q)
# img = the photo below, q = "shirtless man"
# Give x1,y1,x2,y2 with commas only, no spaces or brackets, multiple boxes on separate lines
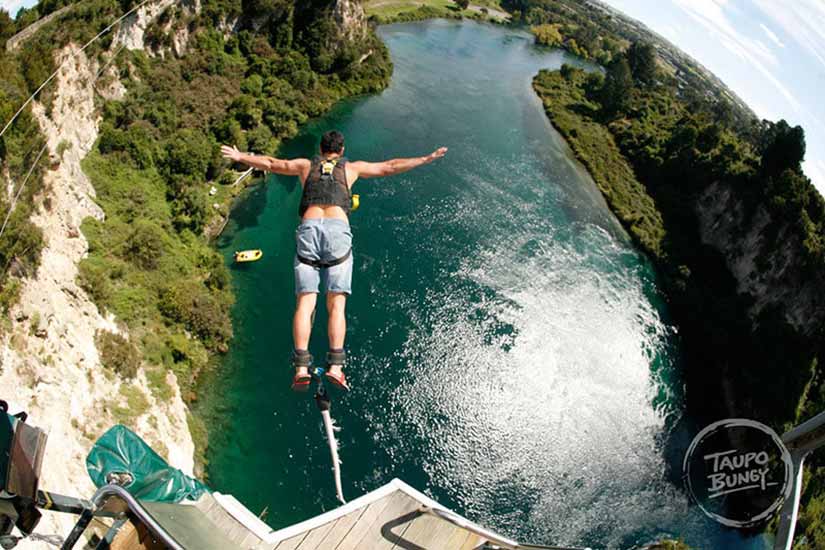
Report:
221,131,447,391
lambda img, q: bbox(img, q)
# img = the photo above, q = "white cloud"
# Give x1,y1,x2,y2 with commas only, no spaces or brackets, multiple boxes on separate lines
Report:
803,159,825,198
671,0,802,115
754,0,825,70
759,23,785,49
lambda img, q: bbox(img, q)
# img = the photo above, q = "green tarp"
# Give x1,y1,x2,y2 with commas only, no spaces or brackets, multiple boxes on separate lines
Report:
86,425,208,503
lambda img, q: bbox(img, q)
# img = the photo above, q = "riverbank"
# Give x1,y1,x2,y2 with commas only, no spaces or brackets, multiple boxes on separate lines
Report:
533,63,825,547
364,0,509,24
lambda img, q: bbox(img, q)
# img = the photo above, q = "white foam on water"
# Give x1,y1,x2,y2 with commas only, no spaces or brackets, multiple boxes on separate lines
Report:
385,217,714,548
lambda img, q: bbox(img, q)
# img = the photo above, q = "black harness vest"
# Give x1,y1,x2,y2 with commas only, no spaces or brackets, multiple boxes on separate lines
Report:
299,156,351,217
296,155,352,269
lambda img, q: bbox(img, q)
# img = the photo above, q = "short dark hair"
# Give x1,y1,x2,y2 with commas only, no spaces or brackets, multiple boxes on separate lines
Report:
320,130,345,154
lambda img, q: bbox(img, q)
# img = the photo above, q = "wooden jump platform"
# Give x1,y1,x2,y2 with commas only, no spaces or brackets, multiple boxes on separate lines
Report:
135,479,505,550
100,478,587,549
258,479,488,549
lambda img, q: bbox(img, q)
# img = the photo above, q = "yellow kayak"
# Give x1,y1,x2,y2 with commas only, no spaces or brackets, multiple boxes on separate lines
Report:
234,249,263,263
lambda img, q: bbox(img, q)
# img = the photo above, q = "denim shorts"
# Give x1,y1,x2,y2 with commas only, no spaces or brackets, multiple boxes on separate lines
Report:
294,218,353,295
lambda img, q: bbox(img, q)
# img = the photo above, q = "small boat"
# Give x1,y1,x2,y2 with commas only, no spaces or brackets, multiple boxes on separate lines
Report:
234,249,262,263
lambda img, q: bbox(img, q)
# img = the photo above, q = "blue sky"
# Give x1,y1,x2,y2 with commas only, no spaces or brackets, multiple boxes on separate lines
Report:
4,0,825,193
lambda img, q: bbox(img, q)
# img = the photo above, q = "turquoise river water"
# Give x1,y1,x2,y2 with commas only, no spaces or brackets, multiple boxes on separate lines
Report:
201,20,768,550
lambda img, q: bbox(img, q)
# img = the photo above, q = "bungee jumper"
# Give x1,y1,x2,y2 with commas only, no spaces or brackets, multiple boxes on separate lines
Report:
221,132,446,502
221,131,447,391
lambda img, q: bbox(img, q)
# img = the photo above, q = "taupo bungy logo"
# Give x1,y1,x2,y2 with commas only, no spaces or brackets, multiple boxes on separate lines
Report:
683,419,793,528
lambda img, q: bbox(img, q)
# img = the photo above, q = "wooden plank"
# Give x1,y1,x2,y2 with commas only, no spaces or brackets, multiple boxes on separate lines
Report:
392,512,463,549
293,517,338,550
309,508,367,549
240,530,266,549
194,494,257,546
442,528,474,549
193,495,218,516
140,501,240,550
333,490,404,550
223,518,255,546
359,492,421,550
273,532,309,550
110,518,166,550
458,532,486,550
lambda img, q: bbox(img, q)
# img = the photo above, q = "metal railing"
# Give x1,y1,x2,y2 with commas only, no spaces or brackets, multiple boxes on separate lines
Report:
774,409,825,550
61,484,183,550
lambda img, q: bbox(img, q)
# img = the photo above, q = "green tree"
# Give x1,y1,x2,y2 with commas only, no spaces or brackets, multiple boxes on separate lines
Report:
0,9,14,49
760,119,806,177
599,56,633,117
164,129,213,179
125,219,166,270
240,74,264,96
531,24,563,47
172,185,209,233
160,280,232,348
626,41,657,85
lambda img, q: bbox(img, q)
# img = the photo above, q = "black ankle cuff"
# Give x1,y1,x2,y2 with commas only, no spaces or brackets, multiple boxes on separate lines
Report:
292,349,312,367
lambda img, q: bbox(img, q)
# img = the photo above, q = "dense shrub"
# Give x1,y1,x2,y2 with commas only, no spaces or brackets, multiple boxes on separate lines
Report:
159,280,232,348
172,185,210,233
125,219,166,269
78,256,113,305
531,24,563,47
96,330,141,379
164,129,213,180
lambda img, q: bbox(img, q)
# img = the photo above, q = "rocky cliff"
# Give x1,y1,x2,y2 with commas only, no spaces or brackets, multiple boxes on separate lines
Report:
696,181,825,336
1,10,198,550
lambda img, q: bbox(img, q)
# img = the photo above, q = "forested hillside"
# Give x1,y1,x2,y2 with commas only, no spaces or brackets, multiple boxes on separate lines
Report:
524,1,825,546
0,0,391,459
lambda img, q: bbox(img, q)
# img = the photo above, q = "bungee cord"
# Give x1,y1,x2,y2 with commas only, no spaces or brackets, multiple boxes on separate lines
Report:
0,142,47,240
0,0,160,141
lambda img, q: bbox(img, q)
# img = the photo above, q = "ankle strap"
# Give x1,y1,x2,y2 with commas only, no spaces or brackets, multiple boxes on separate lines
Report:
292,350,312,367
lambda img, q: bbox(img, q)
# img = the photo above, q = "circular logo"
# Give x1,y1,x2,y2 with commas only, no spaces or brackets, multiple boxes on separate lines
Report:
683,418,793,528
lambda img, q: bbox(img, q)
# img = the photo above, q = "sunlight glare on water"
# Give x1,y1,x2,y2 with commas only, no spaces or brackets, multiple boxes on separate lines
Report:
383,209,694,546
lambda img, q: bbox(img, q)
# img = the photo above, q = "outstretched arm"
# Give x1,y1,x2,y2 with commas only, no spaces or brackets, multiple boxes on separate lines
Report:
221,145,309,177
349,147,448,179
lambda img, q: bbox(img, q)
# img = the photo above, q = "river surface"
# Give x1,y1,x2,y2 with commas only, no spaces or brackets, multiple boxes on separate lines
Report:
202,19,768,550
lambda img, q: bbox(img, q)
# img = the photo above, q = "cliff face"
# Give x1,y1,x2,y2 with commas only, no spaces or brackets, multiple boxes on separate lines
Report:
1,10,198,550
294,0,372,71
113,0,177,50
330,0,369,44
696,181,824,336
